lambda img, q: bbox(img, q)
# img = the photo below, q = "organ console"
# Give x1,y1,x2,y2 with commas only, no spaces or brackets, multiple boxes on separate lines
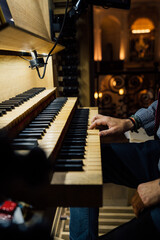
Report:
0,87,102,207
0,0,103,211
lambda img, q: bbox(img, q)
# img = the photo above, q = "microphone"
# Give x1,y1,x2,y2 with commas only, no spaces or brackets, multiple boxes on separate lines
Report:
29,50,45,70
68,0,88,18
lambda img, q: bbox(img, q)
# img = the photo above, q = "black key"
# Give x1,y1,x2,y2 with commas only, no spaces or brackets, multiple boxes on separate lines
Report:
0,109,7,114
56,159,83,165
66,133,87,138
28,123,49,128
13,138,38,143
63,140,86,146
15,95,30,100
2,100,21,106
38,114,56,117
70,124,88,127
24,128,46,133
13,97,29,101
0,106,12,111
12,142,38,150
31,121,51,126
37,113,56,116
21,130,44,135
9,97,24,104
68,129,87,132
18,133,42,139
34,117,54,121
64,137,86,141
60,148,85,153
0,104,15,109
41,110,59,114
61,146,85,151
58,152,84,159
69,128,88,131
54,164,83,171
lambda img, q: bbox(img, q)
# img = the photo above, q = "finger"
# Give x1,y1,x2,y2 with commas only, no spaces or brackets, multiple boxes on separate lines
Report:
89,120,101,129
90,117,96,124
90,114,101,124
89,122,96,129
99,128,115,136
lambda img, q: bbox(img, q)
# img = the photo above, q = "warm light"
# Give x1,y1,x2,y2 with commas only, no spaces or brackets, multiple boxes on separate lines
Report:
113,80,117,87
94,29,102,61
131,18,155,34
119,88,125,95
94,92,99,99
99,92,103,98
119,45,125,60
132,29,150,34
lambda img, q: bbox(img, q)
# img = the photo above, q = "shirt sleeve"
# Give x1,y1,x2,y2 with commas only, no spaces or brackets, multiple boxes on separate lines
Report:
134,100,157,136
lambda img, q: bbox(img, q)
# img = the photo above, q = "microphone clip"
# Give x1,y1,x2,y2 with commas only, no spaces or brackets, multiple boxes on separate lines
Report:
29,50,45,69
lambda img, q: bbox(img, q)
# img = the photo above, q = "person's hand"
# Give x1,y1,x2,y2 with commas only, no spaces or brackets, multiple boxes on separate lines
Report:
89,114,134,137
137,179,160,207
131,191,145,217
131,179,160,217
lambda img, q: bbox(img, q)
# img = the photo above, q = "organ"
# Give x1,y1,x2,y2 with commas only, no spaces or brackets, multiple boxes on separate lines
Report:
0,0,103,208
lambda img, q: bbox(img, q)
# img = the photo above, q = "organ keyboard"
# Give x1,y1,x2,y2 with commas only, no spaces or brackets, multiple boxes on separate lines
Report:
0,88,103,207
0,88,57,138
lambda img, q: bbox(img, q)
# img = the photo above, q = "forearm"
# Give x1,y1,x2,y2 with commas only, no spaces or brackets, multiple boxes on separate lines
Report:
137,179,160,207
131,179,160,217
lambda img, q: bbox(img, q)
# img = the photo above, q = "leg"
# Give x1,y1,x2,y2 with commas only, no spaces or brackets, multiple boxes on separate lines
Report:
69,208,99,240
100,140,160,239
102,140,160,187
70,140,160,240
98,208,160,240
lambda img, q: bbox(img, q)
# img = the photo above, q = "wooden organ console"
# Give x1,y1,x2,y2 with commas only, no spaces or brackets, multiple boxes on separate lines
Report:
0,0,103,208
0,87,102,207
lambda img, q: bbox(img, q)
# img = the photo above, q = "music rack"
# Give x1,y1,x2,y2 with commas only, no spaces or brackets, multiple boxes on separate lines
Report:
0,23,64,56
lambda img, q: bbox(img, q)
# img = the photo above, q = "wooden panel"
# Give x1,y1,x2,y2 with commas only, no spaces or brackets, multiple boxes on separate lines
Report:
0,55,55,102
7,0,51,39
9,183,102,207
54,8,69,14
0,24,64,54
39,0,52,39
77,13,91,107
53,0,68,2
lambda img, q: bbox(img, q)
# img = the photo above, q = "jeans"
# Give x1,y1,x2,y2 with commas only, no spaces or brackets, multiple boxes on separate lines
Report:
69,208,99,240
69,141,160,240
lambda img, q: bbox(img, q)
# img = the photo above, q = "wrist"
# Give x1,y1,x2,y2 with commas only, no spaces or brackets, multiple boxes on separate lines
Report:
157,179,160,201
128,115,142,133
124,118,134,132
